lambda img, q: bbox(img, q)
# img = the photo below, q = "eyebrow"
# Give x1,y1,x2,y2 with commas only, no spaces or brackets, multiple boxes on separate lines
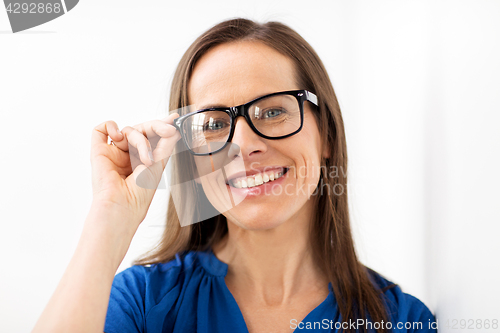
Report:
196,92,277,110
198,104,230,110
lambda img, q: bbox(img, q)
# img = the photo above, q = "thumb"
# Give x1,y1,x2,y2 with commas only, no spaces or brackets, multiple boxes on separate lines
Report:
132,159,166,192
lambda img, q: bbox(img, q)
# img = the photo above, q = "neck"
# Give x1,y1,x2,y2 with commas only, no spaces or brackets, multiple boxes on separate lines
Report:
212,210,328,306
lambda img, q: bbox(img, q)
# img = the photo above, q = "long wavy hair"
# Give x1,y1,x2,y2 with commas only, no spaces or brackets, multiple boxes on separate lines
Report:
135,18,392,333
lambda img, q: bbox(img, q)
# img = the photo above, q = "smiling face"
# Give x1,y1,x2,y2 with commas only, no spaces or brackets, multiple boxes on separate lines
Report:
188,41,326,230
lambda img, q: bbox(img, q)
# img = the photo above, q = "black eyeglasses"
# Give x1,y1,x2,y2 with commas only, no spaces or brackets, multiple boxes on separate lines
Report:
173,90,318,155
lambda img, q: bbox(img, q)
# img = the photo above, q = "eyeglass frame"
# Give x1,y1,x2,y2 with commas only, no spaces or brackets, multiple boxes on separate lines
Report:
172,89,319,156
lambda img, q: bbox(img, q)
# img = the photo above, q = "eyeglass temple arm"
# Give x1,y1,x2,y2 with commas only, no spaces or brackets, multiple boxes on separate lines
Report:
305,91,318,106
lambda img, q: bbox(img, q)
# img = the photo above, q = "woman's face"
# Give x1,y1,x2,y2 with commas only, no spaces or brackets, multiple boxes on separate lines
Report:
188,41,327,230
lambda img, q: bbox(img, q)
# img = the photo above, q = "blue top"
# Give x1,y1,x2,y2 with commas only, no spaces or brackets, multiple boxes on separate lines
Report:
104,249,437,333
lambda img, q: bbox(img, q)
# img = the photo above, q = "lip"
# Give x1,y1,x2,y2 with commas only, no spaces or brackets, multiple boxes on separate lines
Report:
225,166,288,184
225,167,290,198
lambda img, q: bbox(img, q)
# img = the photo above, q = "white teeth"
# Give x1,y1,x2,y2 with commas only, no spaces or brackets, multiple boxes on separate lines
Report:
247,177,255,187
263,173,269,183
229,169,287,188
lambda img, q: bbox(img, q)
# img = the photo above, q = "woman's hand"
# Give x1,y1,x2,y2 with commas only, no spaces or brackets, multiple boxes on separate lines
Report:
32,114,181,333
90,113,181,227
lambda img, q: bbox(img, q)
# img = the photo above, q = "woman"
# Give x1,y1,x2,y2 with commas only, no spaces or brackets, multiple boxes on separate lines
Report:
33,19,436,333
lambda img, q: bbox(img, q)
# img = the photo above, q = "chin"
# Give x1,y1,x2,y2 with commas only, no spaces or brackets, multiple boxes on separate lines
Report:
224,209,285,231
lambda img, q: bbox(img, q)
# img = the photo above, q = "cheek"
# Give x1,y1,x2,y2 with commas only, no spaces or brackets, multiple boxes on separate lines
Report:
294,121,323,164
198,173,234,215
295,157,322,197
194,157,248,216
288,127,323,192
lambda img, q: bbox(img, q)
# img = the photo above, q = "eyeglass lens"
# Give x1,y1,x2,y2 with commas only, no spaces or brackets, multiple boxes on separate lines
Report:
181,94,301,154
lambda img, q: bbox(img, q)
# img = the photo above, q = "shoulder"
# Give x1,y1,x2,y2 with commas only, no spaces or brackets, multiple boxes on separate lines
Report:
105,250,211,333
366,268,437,332
111,250,215,304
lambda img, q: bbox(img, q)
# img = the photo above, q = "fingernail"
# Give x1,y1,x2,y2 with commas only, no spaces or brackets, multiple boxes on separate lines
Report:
148,150,155,163
116,128,123,137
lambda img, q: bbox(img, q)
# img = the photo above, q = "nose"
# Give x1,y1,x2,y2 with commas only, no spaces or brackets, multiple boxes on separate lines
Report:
230,117,267,158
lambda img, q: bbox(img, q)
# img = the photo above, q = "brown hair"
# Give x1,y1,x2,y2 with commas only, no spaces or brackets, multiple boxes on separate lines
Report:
135,18,392,333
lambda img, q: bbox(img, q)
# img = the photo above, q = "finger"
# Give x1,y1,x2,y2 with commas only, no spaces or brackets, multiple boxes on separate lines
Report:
131,137,179,191
133,113,180,141
153,131,181,165
161,112,180,124
130,162,164,193
133,120,178,142
120,126,155,167
91,120,123,151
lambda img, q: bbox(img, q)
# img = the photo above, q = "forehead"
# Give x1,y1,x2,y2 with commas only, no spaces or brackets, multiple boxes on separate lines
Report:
188,41,299,108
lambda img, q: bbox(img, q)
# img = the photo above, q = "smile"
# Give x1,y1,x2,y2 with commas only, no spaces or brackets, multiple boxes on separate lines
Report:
227,167,289,188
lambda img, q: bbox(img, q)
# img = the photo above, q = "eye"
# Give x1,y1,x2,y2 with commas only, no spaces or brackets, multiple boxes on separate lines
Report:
203,118,229,131
262,108,284,119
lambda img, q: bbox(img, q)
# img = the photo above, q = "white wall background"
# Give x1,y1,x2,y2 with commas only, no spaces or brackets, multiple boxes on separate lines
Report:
1,1,499,332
